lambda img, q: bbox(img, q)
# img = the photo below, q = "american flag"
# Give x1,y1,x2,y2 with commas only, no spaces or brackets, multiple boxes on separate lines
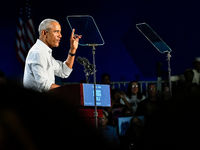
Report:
15,0,36,68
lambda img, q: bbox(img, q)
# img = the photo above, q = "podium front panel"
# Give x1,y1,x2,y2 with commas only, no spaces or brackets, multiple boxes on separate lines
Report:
48,83,111,107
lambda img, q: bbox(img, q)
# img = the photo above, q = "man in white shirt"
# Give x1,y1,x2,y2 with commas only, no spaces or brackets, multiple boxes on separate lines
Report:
23,19,82,92
171,57,200,85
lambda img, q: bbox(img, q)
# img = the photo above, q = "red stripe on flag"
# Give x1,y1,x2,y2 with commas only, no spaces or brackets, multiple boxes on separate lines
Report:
15,0,36,69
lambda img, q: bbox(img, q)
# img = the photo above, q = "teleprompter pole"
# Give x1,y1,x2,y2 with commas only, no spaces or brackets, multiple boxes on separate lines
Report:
89,44,98,129
167,52,172,98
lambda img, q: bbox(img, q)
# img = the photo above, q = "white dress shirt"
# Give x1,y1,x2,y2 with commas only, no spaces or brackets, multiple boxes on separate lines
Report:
171,69,200,85
23,39,72,92
120,95,146,113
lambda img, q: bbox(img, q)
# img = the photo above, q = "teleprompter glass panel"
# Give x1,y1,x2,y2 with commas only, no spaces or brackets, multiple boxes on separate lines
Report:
136,22,172,53
67,15,105,46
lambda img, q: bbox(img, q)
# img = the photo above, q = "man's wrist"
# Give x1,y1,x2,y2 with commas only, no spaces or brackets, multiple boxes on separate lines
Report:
68,50,76,56
69,48,76,53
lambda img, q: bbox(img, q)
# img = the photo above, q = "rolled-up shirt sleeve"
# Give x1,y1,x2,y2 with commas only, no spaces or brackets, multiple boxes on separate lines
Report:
52,57,72,78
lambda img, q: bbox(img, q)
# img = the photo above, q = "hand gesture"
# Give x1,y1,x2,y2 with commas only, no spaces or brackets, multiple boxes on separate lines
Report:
120,91,126,99
70,29,82,52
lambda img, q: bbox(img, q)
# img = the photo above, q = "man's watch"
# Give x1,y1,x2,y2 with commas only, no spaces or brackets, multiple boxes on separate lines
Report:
68,51,76,56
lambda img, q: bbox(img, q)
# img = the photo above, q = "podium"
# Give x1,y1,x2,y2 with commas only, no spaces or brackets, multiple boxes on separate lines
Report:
48,83,111,127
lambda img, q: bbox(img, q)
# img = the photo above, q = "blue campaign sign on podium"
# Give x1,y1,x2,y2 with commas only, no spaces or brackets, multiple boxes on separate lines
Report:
82,83,111,107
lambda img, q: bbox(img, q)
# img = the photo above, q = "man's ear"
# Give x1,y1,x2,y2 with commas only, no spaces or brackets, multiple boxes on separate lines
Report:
41,30,47,36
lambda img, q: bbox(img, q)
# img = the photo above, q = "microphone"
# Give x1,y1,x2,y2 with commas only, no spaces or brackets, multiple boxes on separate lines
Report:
76,56,93,71
76,56,84,65
82,57,89,64
82,57,94,70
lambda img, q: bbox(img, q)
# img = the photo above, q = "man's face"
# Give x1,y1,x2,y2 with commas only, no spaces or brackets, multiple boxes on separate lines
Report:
102,76,110,85
45,22,62,48
148,85,157,97
98,114,108,126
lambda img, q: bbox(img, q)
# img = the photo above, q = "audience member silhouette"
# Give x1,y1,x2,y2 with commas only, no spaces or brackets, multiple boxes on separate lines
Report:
171,57,200,85
98,110,121,149
135,84,162,125
105,89,133,126
101,73,111,85
123,116,144,150
120,81,145,115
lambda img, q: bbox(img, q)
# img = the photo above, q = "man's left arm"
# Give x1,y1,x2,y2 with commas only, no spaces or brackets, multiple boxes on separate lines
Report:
53,29,82,78
65,29,82,69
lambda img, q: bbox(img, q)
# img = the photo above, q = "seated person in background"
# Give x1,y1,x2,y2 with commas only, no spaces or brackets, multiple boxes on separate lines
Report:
105,89,133,126
101,73,111,85
162,86,171,102
98,110,121,149
124,116,144,150
120,81,146,115
171,57,200,85
135,84,162,125
173,69,194,93
173,69,200,96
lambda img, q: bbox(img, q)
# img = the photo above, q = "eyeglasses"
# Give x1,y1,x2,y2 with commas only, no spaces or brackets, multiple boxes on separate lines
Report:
148,88,156,91
132,85,138,88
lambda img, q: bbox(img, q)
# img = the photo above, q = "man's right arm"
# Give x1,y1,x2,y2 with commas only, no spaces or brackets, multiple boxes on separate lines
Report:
49,84,60,90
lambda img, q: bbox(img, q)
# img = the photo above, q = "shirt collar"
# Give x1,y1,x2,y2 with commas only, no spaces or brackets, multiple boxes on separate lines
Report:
37,39,52,54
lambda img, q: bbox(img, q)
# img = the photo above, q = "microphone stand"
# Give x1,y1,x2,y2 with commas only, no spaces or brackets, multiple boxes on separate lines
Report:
89,44,98,129
84,68,90,83
84,68,95,83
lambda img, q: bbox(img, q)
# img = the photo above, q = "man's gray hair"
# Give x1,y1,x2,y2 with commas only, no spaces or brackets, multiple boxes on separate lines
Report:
38,18,59,35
